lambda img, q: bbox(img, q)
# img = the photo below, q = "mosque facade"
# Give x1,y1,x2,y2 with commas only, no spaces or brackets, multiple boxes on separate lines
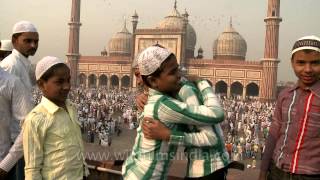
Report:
68,0,281,100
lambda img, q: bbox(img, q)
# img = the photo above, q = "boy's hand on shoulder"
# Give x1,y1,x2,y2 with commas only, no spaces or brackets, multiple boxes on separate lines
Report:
0,168,8,179
136,93,148,112
142,117,170,141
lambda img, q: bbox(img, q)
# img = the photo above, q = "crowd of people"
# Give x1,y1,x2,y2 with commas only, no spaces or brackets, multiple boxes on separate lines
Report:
33,87,139,147
221,97,275,168
1,19,319,180
32,79,276,167
32,82,274,167
34,83,275,176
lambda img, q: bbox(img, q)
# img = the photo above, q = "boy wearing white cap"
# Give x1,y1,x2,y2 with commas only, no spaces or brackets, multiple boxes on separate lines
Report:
0,21,38,180
122,45,228,180
22,56,88,180
132,45,237,179
0,40,13,61
259,35,320,180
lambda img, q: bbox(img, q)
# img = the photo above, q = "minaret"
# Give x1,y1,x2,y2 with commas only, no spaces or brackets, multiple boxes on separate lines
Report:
66,0,81,87
261,0,282,100
264,0,281,59
131,10,139,34
181,6,189,67
197,47,203,59
130,10,139,89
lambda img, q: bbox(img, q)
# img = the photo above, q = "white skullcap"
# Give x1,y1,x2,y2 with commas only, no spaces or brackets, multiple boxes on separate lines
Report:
291,35,320,55
0,40,13,51
12,21,38,34
137,46,172,76
35,56,66,80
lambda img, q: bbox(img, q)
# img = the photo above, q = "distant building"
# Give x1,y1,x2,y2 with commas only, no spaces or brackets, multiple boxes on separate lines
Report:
69,0,282,100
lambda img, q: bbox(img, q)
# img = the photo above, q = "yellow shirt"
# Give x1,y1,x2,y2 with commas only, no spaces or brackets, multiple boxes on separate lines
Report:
23,96,87,180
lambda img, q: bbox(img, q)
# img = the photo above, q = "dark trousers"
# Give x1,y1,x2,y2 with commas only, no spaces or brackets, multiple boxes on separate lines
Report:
6,158,24,180
268,162,320,180
6,166,16,180
185,167,228,180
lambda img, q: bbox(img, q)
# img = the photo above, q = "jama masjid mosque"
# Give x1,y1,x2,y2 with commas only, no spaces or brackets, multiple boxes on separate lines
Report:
66,0,282,100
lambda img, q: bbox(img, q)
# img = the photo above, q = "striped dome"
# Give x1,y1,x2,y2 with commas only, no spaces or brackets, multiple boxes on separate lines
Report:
156,6,197,51
108,22,132,56
213,21,247,60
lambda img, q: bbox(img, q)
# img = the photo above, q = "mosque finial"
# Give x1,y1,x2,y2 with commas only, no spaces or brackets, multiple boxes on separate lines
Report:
133,10,138,17
183,8,189,19
174,0,177,10
184,8,188,15
123,15,127,28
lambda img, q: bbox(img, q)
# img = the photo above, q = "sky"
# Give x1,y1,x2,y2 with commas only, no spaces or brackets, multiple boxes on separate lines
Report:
0,0,319,82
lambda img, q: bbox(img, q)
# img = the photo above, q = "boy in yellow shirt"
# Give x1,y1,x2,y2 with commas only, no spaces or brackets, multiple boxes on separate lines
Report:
23,56,88,180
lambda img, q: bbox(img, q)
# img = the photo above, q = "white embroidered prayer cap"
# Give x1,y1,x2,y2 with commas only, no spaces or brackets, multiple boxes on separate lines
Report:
35,56,66,80
137,45,172,76
291,35,320,55
12,21,38,34
0,40,13,51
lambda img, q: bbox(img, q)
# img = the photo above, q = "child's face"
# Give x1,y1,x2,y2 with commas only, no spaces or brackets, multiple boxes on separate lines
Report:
152,55,181,95
291,50,320,88
39,65,71,106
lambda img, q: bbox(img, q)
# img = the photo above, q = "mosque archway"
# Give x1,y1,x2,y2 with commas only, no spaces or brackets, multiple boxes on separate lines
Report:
99,74,108,87
79,73,86,87
88,74,97,88
110,75,119,89
246,82,259,97
215,81,228,95
230,81,243,96
121,75,130,89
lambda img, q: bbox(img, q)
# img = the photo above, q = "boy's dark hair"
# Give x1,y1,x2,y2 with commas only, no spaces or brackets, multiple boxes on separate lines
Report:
291,49,315,61
141,53,175,87
39,63,69,81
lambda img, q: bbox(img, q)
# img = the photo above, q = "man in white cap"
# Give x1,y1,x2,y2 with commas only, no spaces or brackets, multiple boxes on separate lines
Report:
0,21,38,180
259,35,320,180
0,40,13,61
0,20,39,90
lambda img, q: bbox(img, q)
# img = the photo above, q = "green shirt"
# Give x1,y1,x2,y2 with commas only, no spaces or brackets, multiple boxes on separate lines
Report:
122,80,226,180
169,81,230,177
